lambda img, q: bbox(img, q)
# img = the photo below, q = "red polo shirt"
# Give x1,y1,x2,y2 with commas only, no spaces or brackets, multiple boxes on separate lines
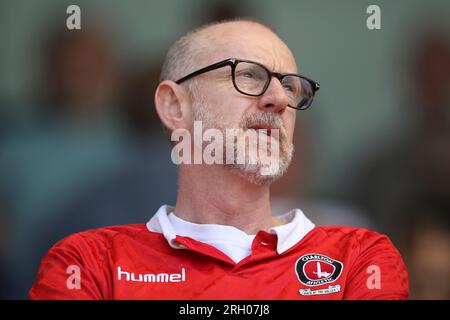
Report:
29,205,408,299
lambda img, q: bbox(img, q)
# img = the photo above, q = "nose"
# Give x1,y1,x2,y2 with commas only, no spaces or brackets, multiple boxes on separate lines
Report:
257,77,289,114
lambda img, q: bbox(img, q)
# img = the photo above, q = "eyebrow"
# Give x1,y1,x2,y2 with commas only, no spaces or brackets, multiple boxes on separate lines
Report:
249,57,298,74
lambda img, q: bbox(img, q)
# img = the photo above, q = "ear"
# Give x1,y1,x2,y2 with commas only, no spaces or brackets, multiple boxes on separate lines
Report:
154,80,193,133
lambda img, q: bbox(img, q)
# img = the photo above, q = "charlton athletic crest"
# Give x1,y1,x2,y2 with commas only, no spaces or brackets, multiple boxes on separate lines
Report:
295,253,343,287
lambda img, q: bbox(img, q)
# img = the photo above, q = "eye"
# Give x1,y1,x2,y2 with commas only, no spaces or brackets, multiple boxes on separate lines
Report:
235,64,265,82
283,84,294,92
282,77,301,95
242,70,254,78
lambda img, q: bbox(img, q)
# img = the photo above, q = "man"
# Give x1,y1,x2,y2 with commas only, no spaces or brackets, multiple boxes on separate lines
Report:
30,19,408,299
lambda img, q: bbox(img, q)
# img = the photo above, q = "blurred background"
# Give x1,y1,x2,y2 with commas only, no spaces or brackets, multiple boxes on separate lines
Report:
0,0,449,299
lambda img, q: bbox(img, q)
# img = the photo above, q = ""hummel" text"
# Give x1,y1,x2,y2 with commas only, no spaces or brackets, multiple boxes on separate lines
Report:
117,266,186,283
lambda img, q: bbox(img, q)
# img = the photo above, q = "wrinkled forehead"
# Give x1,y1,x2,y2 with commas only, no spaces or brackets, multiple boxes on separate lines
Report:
194,22,298,74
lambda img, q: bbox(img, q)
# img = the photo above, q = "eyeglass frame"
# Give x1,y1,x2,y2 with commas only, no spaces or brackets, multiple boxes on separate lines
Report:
175,58,320,110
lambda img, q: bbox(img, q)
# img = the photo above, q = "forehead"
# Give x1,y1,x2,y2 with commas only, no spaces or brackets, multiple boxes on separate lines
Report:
195,22,298,74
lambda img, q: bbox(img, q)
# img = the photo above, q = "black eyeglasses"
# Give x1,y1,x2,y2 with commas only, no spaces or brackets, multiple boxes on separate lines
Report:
175,58,320,110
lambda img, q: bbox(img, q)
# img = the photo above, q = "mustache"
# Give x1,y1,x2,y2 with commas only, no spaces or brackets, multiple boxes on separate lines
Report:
240,112,284,131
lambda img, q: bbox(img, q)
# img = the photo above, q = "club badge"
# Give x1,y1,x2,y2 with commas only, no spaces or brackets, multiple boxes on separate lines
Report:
295,253,343,287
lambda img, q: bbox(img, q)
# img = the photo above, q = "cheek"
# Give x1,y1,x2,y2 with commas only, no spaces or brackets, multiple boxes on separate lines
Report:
207,93,248,128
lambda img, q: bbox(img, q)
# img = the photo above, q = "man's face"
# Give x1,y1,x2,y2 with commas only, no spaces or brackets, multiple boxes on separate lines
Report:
188,22,298,185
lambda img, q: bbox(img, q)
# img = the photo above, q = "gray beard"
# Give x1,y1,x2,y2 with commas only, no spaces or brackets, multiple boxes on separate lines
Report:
192,101,294,186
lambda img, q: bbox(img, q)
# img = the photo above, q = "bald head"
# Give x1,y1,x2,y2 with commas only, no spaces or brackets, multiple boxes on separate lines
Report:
160,19,296,83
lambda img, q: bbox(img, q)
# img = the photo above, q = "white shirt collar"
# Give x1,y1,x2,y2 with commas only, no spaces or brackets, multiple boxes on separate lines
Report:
147,205,315,263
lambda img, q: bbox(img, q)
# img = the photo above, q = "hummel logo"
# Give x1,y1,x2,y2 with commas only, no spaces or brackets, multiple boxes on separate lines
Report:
117,266,186,283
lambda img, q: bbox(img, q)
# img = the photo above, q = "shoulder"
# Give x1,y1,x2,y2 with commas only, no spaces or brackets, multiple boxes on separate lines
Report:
42,224,163,264
312,225,394,248
309,226,408,299
309,225,408,281
52,224,146,246
30,224,164,299
59,223,148,241
310,225,405,265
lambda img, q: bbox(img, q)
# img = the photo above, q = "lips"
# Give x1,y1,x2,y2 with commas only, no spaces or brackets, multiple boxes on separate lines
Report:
247,125,278,136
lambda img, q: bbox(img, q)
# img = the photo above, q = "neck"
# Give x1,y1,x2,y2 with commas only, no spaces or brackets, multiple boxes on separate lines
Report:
174,164,282,234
